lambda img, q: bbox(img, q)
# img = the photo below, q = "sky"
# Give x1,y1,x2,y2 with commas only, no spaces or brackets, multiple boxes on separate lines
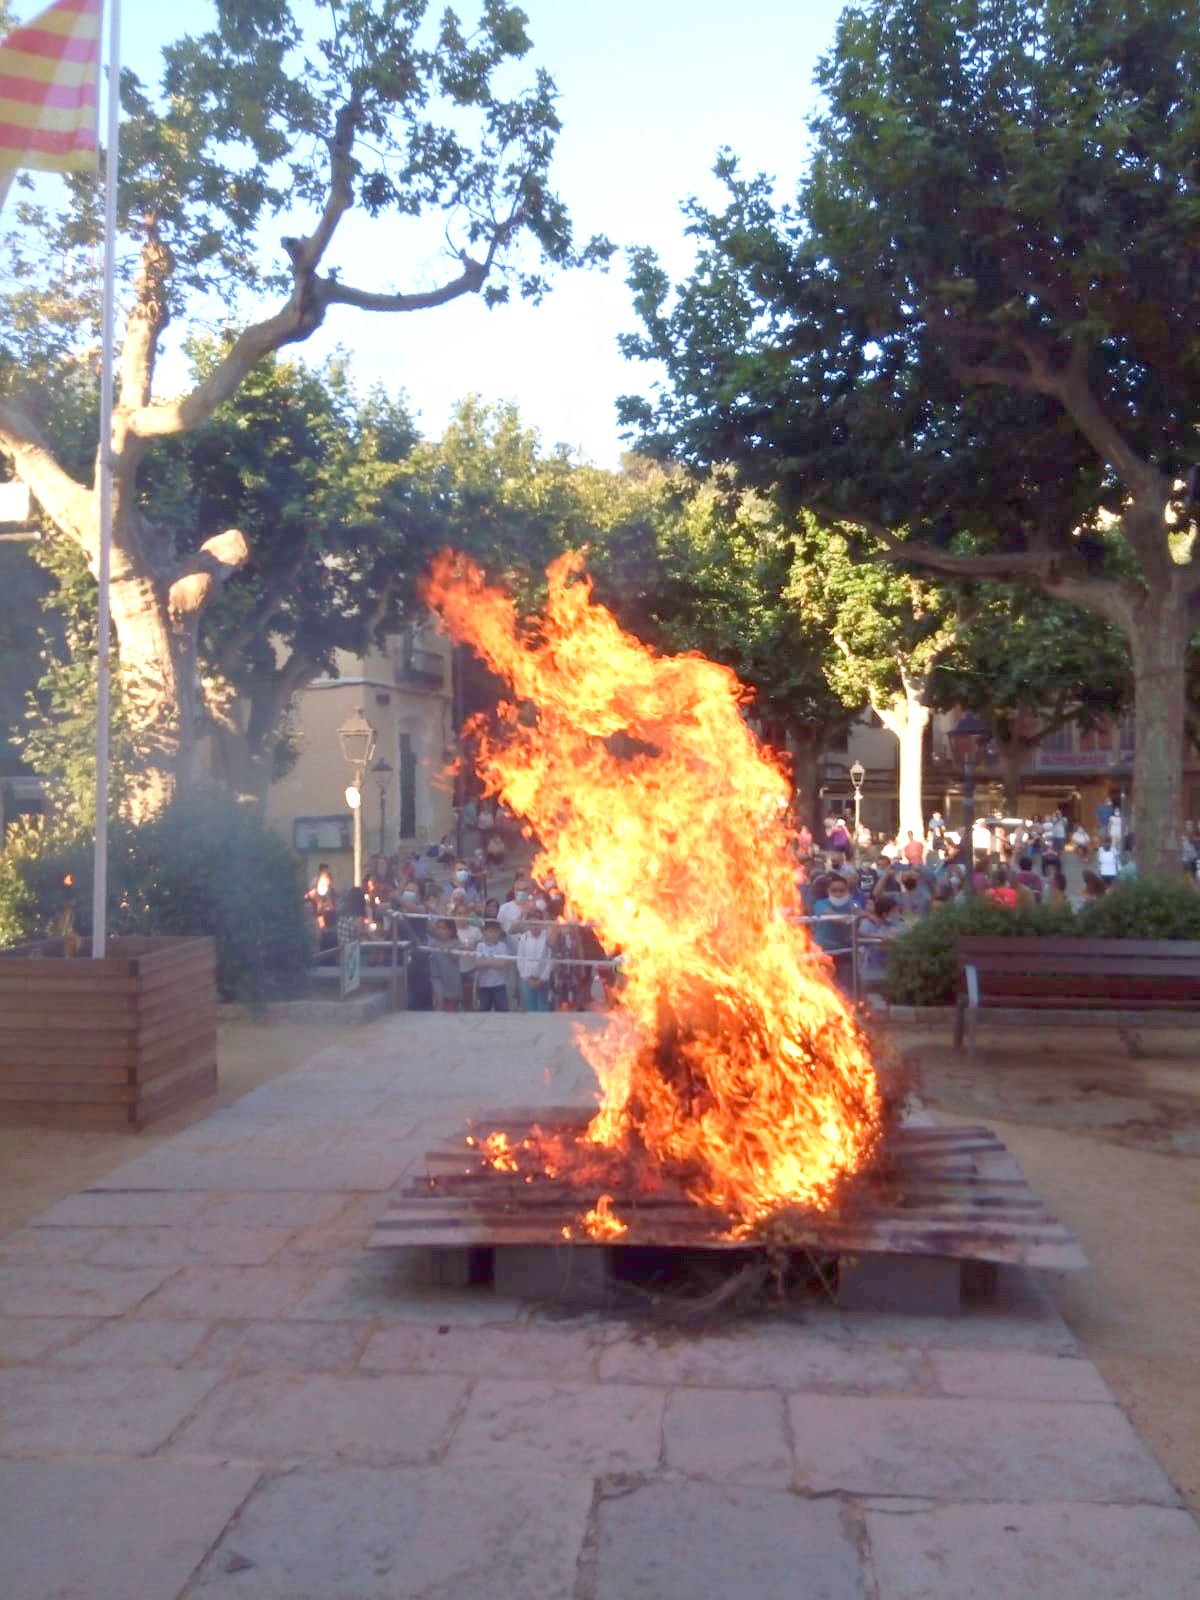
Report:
83,0,849,466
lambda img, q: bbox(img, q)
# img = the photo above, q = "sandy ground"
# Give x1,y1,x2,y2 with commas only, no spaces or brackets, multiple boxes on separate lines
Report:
905,1022,1200,1517
1,1011,1198,1516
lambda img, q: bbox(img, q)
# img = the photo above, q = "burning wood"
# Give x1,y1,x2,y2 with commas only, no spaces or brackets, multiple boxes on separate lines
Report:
425,551,886,1239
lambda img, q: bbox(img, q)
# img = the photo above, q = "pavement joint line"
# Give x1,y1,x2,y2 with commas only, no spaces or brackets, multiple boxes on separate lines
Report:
432,1373,477,1466
174,1465,265,1600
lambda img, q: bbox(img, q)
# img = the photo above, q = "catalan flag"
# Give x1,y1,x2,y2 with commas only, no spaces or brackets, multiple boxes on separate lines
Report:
0,0,100,177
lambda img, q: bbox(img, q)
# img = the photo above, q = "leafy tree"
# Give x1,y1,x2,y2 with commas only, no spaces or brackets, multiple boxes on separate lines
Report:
788,521,958,837
589,479,861,816
0,0,608,815
621,0,1200,876
933,587,1132,810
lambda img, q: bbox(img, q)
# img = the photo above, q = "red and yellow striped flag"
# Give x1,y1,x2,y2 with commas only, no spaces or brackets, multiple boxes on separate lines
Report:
0,0,100,176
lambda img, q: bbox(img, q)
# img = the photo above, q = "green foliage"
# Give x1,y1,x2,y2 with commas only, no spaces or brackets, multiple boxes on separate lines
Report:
883,880,1200,1005
883,898,1077,1007
1074,879,1200,942
19,534,159,824
0,795,312,1002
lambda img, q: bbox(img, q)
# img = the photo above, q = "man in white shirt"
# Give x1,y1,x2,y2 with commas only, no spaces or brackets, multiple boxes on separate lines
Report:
1096,842,1120,882
498,877,533,939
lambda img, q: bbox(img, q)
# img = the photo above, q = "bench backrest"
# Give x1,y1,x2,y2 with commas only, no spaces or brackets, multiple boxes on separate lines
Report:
956,936,1200,1004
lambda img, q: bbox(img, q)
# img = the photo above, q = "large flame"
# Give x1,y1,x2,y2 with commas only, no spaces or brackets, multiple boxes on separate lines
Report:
425,551,883,1229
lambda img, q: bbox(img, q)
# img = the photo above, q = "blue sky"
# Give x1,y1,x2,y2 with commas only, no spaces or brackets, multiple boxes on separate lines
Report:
110,1,848,464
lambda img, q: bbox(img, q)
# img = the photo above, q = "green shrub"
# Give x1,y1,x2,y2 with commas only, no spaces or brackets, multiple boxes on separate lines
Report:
0,793,313,1002
883,897,1076,1007
1074,878,1200,941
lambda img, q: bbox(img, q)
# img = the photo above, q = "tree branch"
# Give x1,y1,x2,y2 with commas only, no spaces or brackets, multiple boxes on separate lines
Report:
167,528,250,621
0,400,95,554
118,222,173,412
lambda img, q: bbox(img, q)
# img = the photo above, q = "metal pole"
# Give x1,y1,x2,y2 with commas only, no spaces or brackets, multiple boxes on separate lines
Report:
352,776,364,888
453,643,465,859
91,0,121,958
962,757,976,897
853,784,862,840
378,774,386,858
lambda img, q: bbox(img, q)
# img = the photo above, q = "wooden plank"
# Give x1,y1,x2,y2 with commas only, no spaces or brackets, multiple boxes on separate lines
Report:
136,1022,219,1080
0,1099,133,1130
0,1078,134,1106
0,1035,137,1069
132,1063,217,1128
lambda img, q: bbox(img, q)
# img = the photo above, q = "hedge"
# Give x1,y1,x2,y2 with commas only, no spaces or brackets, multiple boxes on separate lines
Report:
882,880,1200,1007
0,792,313,1003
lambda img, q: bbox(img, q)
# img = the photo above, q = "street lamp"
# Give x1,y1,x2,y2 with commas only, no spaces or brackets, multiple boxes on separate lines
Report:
947,712,990,896
371,756,393,858
337,708,377,887
849,760,865,839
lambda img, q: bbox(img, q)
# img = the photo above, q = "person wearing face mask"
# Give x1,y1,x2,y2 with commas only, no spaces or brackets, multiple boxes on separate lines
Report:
442,860,481,907
809,873,860,992
498,878,533,940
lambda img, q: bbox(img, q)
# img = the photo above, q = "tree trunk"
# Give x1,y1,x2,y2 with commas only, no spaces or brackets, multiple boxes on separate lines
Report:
786,722,823,827
876,682,930,841
1128,595,1188,880
106,563,187,819
995,738,1024,815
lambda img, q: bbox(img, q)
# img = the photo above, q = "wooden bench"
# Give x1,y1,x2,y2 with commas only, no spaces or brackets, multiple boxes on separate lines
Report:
954,936,1200,1060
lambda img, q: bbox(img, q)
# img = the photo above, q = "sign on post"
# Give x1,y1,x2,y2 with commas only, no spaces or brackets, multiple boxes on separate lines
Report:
340,939,361,998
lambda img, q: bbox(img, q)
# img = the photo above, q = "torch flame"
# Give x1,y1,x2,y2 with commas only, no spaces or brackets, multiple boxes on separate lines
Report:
426,551,882,1227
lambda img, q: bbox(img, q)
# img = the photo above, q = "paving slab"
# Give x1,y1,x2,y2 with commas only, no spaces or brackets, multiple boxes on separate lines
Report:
0,1366,220,1456
0,1316,99,1364
195,1192,354,1229
88,1150,406,1192
0,1262,175,1317
663,1386,792,1485
446,1377,664,1474
0,1459,259,1600
29,1190,210,1228
194,1319,371,1374
135,1265,318,1320
360,1320,603,1380
187,1464,593,1599
51,1318,212,1367
166,1371,467,1465
597,1329,929,1394
0,1226,108,1264
593,1480,864,1600
928,1348,1113,1403
865,1500,1200,1600
787,1394,1179,1504
88,1226,291,1268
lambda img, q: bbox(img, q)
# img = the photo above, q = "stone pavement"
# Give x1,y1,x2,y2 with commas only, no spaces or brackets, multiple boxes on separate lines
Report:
1,1013,1198,1599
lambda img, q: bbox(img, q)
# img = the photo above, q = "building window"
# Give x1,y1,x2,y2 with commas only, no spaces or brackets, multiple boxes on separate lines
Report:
1040,724,1074,755
293,815,352,852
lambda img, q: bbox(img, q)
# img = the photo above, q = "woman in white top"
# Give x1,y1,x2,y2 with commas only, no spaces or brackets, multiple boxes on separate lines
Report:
516,919,554,1012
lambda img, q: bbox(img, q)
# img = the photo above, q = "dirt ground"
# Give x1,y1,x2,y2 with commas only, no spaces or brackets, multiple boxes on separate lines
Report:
904,1022,1200,1518
1,1013,1198,1516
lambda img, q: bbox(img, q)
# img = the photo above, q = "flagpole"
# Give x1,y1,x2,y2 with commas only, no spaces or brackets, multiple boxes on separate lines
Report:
91,0,119,959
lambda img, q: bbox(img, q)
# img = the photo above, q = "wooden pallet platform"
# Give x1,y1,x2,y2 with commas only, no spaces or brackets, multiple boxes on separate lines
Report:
369,1112,1086,1274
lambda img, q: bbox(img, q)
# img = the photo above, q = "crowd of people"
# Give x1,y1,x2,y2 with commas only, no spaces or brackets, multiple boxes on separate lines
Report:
303,848,615,1014
793,800,1170,995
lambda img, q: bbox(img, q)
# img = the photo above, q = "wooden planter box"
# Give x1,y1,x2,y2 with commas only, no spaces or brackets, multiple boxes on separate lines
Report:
0,935,217,1129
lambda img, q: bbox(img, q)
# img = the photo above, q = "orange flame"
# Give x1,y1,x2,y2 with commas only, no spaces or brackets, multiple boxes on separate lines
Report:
581,1194,628,1239
63,874,73,887
426,551,882,1226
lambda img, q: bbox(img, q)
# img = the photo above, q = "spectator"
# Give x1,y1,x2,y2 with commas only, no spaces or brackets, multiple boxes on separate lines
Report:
826,815,851,855
443,860,482,907
499,877,533,939
810,874,859,991
927,809,946,849
516,918,554,1012
305,864,338,953
897,871,929,919
1071,822,1091,860
1096,839,1120,885
428,918,465,1012
336,885,369,947
395,886,433,1010
485,831,506,864
1081,869,1108,902
987,865,1018,910
473,920,512,1011
1013,854,1044,900
901,830,926,869
857,892,905,987
1046,868,1070,906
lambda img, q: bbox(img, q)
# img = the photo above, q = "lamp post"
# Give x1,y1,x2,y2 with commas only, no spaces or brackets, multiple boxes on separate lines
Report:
337,708,377,887
371,756,393,858
849,760,865,841
948,712,990,896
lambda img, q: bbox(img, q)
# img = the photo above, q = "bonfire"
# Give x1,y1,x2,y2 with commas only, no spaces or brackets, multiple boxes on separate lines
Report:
424,551,885,1240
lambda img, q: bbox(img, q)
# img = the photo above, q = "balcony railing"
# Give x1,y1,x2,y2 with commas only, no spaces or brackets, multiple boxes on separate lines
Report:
394,645,445,690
